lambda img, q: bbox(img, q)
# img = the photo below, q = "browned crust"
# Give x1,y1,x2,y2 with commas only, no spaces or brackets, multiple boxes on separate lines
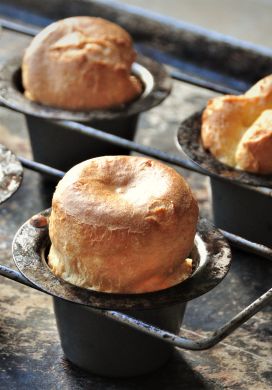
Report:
235,110,272,173
201,75,272,174
22,16,142,110
48,156,199,293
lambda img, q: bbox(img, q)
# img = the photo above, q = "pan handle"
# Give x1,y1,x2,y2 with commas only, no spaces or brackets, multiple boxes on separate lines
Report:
103,287,272,350
1,264,271,350
0,264,41,290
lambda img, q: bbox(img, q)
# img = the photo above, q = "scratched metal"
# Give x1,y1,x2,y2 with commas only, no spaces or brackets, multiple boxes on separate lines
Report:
0,143,23,204
12,210,231,310
0,55,171,121
177,110,272,188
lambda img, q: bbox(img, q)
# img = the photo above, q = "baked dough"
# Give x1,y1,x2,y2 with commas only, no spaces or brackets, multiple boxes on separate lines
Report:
22,17,142,110
201,75,272,174
48,156,199,293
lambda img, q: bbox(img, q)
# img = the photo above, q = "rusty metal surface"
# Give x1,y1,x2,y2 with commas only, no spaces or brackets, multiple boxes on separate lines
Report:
177,111,272,188
0,14,271,390
0,55,171,121
0,143,23,203
12,210,231,310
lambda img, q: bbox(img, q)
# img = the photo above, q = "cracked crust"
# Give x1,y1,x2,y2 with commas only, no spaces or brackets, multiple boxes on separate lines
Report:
201,75,272,174
22,16,142,110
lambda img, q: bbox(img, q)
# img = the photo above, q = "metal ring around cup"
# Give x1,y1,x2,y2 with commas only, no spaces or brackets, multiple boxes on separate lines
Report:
12,209,231,310
0,144,23,203
177,110,272,188
0,55,171,121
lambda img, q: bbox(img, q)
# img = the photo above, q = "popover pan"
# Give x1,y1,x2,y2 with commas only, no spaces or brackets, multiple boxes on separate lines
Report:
0,55,172,174
177,111,272,247
11,209,231,377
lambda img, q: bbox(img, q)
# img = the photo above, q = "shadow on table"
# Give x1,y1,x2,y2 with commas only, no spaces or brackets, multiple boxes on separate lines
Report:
62,350,209,390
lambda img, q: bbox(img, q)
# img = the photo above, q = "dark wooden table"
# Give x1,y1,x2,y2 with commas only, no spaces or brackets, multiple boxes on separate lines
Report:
0,27,271,390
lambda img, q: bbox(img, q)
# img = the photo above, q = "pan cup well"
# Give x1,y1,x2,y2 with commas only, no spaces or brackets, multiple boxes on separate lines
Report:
12,209,231,311
0,56,172,173
177,111,272,189
177,111,272,247
12,209,231,377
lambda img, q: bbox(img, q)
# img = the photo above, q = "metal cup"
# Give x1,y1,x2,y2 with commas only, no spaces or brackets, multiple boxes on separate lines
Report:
53,298,185,377
12,211,231,377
